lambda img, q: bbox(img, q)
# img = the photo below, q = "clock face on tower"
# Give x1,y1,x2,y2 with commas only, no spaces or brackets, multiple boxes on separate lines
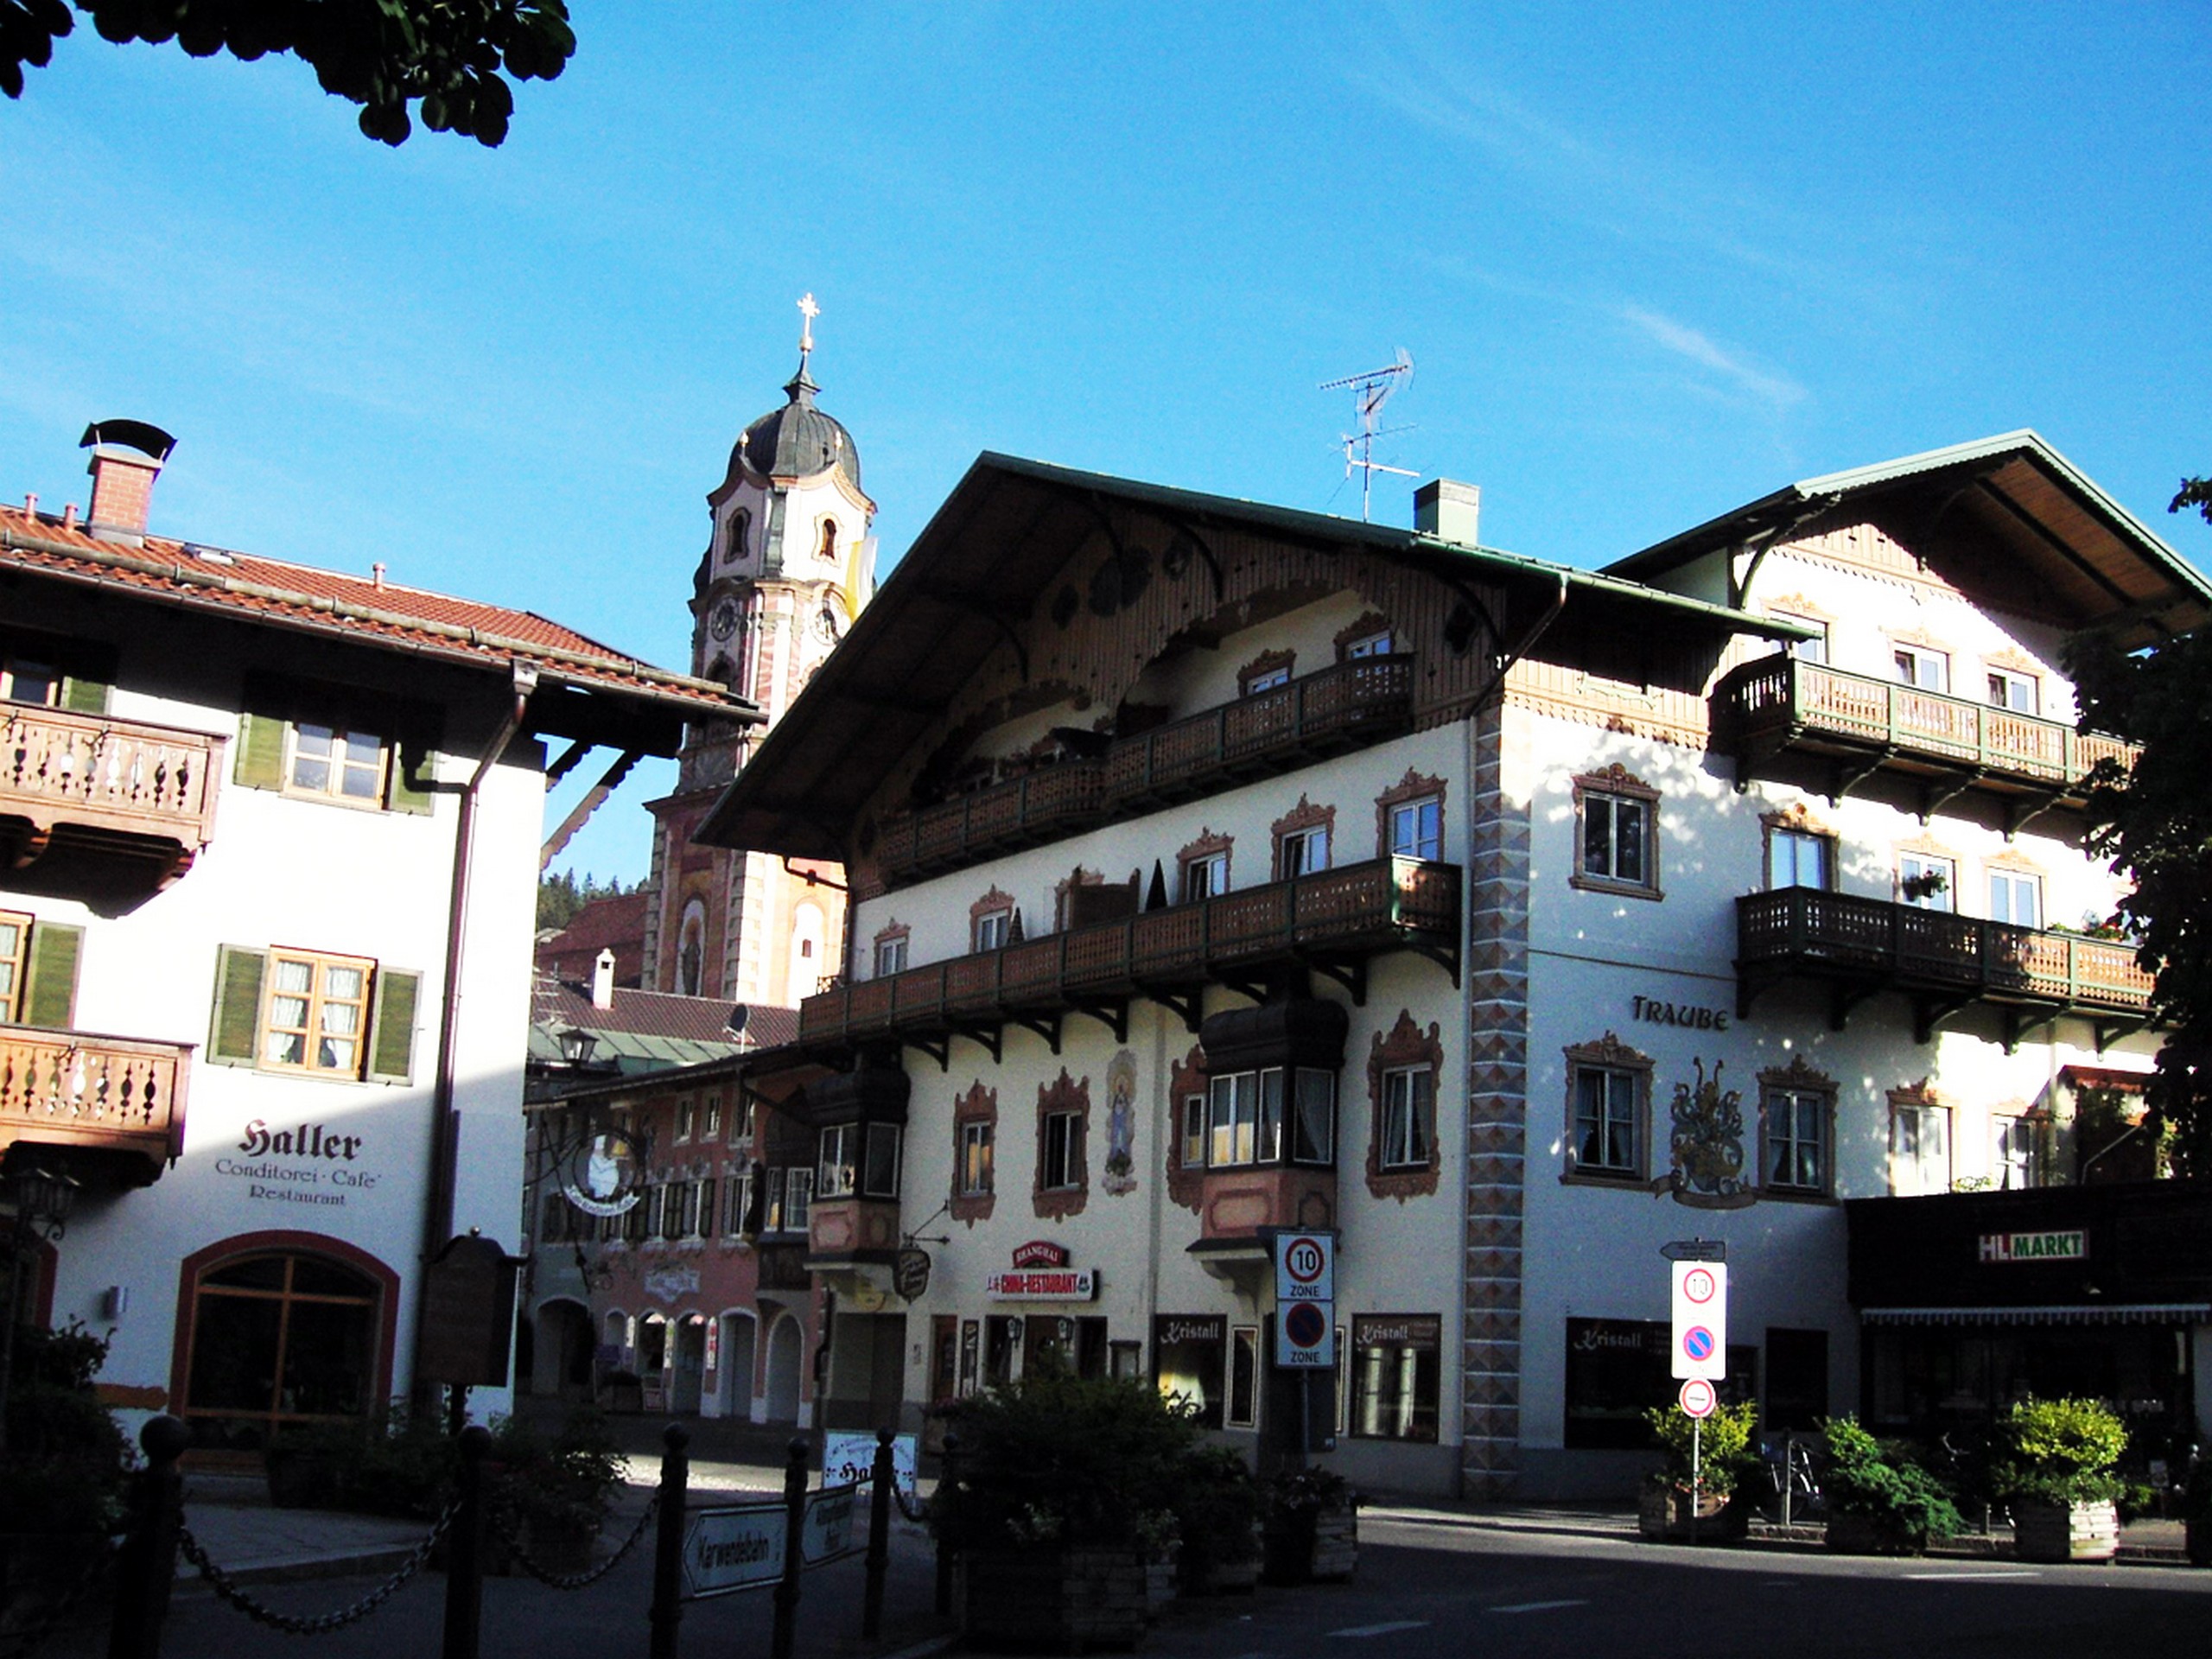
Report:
708,597,740,641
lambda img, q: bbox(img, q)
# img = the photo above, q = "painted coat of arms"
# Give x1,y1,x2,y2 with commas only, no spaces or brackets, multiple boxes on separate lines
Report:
1662,1058,1755,1209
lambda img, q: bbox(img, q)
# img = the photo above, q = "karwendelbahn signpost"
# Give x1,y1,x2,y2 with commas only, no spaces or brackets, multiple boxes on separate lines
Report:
1666,1243,1727,1546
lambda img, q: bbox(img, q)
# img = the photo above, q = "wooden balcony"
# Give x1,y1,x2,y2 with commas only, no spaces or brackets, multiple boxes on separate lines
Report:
1104,653,1414,810
874,656,1415,887
1715,658,2136,825
1736,887,2153,1049
0,704,223,886
0,1026,192,1185
878,758,1104,883
801,855,1459,1059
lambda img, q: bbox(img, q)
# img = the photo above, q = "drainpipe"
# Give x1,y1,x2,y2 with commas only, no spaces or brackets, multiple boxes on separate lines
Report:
415,663,538,1400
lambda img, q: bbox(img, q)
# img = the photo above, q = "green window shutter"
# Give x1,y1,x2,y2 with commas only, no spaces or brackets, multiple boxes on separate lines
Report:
22,922,84,1028
59,675,110,715
207,945,267,1065
233,711,288,791
386,734,437,816
367,967,423,1084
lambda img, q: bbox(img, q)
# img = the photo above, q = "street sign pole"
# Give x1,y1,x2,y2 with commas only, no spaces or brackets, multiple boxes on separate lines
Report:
1691,1419,1701,1550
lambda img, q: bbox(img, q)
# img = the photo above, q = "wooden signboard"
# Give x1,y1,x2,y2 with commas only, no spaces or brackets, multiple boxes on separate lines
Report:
416,1233,520,1387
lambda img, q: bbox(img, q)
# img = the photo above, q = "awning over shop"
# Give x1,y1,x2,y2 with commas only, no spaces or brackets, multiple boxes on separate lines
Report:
1860,1303,2209,1327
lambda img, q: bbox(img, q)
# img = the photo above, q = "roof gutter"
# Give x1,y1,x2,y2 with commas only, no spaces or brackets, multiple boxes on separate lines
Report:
415,659,537,1408
0,521,753,715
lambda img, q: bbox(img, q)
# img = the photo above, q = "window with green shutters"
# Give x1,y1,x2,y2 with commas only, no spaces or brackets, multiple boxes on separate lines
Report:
0,911,84,1028
3,627,114,715
232,677,440,816
207,944,422,1084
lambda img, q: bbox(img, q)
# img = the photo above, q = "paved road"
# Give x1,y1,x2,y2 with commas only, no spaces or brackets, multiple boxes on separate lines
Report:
1149,1510,2212,1659
40,1502,2212,1659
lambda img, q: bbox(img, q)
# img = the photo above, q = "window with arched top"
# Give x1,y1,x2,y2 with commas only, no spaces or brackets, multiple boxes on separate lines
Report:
175,1238,395,1451
818,518,840,563
677,898,708,996
727,509,751,564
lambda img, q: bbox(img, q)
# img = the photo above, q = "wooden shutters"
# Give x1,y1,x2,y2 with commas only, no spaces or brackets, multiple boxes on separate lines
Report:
19,921,84,1027
207,945,267,1065
207,944,422,1084
366,967,423,1084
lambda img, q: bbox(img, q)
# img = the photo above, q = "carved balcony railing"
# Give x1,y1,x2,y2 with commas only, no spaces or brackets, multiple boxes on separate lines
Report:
1736,887,2152,1047
801,855,1459,1052
874,656,1416,887
0,1026,192,1184
877,758,1105,884
1715,658,2136,821
0,703,223,885
1103,653,1414,809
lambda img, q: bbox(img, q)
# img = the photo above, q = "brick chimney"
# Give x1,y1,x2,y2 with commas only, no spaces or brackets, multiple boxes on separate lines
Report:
79,420,177,545
1414,478,1482,547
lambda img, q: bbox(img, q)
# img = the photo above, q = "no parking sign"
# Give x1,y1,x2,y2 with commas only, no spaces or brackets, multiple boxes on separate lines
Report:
1274,1231,1335,1369
1669,1260,1727,1382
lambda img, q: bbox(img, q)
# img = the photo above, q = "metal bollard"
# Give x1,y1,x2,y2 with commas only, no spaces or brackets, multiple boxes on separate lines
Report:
933,1433,957,1618
440,1425,492,1659
108,1414,189,1659
769,1436,809,1659
861,1428,893,1640
647,1422,690,1659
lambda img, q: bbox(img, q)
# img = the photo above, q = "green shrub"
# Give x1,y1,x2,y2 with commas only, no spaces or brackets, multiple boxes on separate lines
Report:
1643,1402,1758,1498
931,1369,1202,1552
0,1321,133,1535
1995,1397,2128,1507
486,1407,625,1535
1175,1446,1260,1571
1820,1417,1962,1549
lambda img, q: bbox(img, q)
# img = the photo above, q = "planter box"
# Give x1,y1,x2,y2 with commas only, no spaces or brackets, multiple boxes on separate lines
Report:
1637,1487,1746,1543
2011,1500,2118,1564
1262,1504,1357,1585
1824,1511,1923,1557
960,1547,1147,1652
1182,1555,1258,1596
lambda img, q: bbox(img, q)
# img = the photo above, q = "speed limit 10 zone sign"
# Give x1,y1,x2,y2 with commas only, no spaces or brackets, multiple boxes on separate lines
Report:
1274,1232,1335,1370
1669,1260,1727,1382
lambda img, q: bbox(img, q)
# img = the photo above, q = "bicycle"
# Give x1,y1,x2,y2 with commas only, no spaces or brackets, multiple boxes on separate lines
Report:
1753,1431,1825,1524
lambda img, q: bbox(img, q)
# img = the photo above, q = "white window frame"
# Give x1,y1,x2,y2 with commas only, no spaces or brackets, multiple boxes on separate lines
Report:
1767,827,1833,891
1243,665,1291,695
1993,1116,2039,1191
1890,1103,1951,1196
1379,1065,1434,1171
1899,853,1955,912
1763,1087,1830,1194
959,1120,995,1197
1986,668,2038,715
1342,630,1393,659
874,935,908,977
1181,850,1228,903
862,1122,903,1199
1580,790,1654,890
1989,869,2042,930
1569,1064,1641,1179
1277,823,1330,880
1041,1109,1084,1191
1893,644,1949,692
1388,796,1442,861
972,908,1013,952
818,1122,860,1198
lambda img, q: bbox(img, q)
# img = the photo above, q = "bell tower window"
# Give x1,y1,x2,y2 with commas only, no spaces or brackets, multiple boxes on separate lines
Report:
727,509,750,565
818,518,840,563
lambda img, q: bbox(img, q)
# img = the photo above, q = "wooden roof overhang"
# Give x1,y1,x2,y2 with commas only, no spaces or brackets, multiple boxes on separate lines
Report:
1607,431,2212,652
701,454,1808,861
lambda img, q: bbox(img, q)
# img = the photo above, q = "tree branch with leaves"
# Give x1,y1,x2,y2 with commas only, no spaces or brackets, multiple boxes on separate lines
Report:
2,0,573,145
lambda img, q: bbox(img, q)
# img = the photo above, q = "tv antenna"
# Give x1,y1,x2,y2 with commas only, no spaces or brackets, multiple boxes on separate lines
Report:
1320,348,1416,521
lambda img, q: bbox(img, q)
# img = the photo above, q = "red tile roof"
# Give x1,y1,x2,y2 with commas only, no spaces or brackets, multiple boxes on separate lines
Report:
0,504,747,716
531,972,800,1047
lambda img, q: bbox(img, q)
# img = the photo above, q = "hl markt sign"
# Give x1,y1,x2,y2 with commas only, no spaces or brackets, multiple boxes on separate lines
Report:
1980,1230,2087,1264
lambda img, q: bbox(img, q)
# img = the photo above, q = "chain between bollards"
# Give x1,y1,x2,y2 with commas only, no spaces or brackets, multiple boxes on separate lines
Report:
108,1414,188,1659
769,1436,808,1659
646,1422,690,1659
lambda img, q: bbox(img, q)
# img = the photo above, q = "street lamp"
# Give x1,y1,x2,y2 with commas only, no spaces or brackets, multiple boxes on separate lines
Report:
556,1027,601,1066
2,1160,81,1455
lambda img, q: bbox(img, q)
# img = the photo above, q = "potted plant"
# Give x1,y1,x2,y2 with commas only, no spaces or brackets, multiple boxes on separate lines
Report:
1,1323,130,1630
1261,1465,1357,1585
1638,1402,1756,1541
486,1408,626,1576
1995,1396,2126,1563
2183,1461,2212,1567
1173,1446,1261,1594
1818,1417,1962,1555
931,1364,1198,1649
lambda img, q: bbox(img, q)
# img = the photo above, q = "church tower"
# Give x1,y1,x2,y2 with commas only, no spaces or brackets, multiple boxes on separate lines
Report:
642,296,875,1005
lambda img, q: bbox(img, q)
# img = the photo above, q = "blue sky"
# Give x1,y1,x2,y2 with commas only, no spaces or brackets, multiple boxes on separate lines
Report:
3,3,2207,883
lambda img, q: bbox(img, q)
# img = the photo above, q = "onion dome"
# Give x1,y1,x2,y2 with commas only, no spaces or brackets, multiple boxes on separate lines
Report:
734,360,861,489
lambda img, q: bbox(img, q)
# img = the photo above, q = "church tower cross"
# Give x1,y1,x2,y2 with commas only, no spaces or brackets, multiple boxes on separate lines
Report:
797,291,819,358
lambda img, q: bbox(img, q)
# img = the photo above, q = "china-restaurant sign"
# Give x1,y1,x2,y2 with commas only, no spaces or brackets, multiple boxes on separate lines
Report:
1978,1230,2086,1264
986,1239,1096,1301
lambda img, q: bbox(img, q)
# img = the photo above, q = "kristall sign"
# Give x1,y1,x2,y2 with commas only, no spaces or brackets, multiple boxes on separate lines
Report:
1979,1230,2087,1264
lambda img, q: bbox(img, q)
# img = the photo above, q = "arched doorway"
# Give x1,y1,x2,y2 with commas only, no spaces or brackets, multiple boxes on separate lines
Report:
639,1313,669,1408
671,1314,707,1414
718,1313,758,1421
534,1299,594,1401
170,1232,397,1453
763,1311,804,1424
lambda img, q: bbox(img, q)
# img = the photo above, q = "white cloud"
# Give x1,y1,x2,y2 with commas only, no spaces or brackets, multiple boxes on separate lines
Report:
1620,306,1806,410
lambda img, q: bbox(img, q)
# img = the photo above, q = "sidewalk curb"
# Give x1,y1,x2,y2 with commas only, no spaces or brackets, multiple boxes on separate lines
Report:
170,1545,423,1596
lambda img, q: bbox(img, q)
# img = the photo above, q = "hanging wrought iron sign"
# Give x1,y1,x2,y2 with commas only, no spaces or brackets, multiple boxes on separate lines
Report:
562,1127,646,1217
